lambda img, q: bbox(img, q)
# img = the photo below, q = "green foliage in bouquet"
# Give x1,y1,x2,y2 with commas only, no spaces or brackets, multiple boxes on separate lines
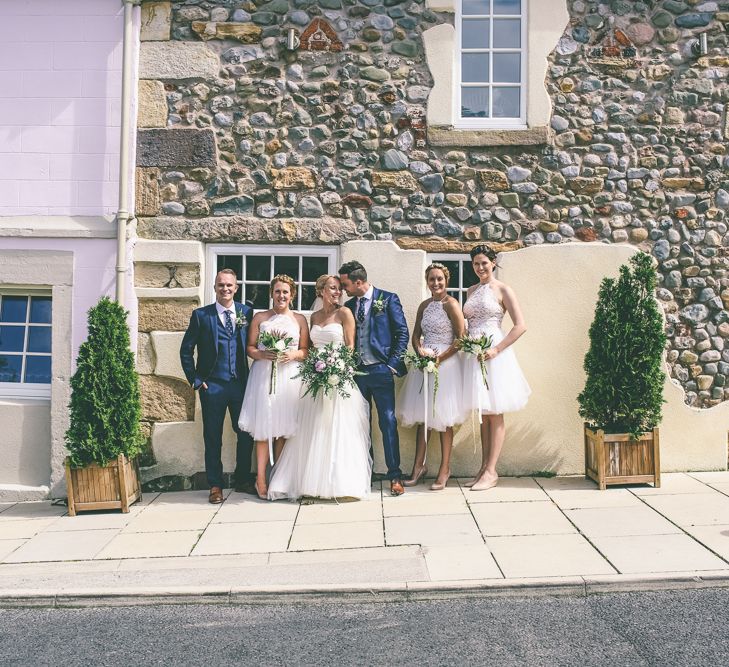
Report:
65,297,144,467
578,252,666,438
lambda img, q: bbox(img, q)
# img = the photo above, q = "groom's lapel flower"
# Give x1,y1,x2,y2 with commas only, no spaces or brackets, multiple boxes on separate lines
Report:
235,312,247,329
372,294,388,314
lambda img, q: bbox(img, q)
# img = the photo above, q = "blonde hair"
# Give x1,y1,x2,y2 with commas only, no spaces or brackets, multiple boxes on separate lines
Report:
425,262,450,286
315,274,340,297
270,274,297,299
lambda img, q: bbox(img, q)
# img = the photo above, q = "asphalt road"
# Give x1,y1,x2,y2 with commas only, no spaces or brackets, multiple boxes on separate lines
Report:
1,588,726,666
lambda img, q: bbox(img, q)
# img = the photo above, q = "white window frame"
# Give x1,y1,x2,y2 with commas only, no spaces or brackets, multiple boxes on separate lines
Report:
455,0,528,129
0,289,52,400
205,244,340,314
428,253,481,306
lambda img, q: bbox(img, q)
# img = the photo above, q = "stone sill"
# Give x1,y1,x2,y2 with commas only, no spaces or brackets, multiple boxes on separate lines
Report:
0,216,116,239
134,239,204,264
428,125,551,147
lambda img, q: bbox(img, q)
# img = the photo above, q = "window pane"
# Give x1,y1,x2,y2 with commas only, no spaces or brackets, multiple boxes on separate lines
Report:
24,356,51,384
493,53,520,83
0,326,25,353
29,297,52,324
28,326,51,353
462,87,489,118
493,0,520,14
464,261,479,287
247,285,270,310
462,19,489,48
0,355,22,382
216,255,242,282
439,261,460,288
301,285,317,311
462,54,490,83
463,0,490,14
493,87,520,117
302,256,329,282
1,296,28,323
493,19,521,47
246,255,271,282
274,256,299,280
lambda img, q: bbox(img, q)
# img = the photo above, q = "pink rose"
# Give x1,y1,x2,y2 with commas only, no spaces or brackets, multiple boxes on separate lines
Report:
315,360,326,372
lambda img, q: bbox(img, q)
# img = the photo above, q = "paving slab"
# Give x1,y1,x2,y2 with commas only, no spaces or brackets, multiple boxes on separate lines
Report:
116,553,269,571
295,499,381,525
96,530,201,559
471,500,576,537
3,529,118,563
45,510,142,532
146,490,230,510
385,514,483,547
563,505,681,538
383,493,469,518
191,521,291,556
289,520,384,551
541,486,642,510
268,545,419,565
590,534,729,574
0,502,67,520
122,508,217,533
682,525,729,561
463,477,549,504
423,545,502,581
640,492,729,527
631,473,714,496
212,498,299,523
0,504,15,514
687,471,729,485
0,518,58,539
486,534,616,578
0,540,25,561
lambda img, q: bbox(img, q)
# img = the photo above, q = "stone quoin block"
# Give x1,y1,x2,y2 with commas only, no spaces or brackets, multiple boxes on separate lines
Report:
137,129,217,168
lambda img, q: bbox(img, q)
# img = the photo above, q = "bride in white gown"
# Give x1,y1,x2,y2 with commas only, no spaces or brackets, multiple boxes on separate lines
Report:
268,275,373,501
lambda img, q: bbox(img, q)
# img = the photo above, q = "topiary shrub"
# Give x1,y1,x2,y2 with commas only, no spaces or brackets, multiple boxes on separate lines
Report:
65,297,144,467
578,252,667,438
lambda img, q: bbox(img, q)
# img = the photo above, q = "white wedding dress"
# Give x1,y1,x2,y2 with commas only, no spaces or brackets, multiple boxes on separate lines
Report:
267,322,373,501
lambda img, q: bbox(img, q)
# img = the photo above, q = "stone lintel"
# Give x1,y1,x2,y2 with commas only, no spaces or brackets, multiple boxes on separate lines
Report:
139,42,219,80
395,236,524,254
134,239,204,265
137,216,362,244
137,129,217,168
428,126,551,147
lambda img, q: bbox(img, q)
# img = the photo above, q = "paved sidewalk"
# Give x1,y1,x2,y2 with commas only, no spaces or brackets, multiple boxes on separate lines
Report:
1,472,728,605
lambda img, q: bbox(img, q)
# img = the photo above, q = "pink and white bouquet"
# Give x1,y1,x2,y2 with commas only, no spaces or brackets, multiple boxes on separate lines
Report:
258,329,294,395
295,343,364,399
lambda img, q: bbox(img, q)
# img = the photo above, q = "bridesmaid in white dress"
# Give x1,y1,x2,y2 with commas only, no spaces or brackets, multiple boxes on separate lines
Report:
238,274,309,499
462,245,531,492
397,263,466,490
268,275,372,501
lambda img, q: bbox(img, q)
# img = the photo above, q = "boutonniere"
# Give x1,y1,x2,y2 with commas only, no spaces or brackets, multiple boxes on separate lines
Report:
235,313,247,329
372,295,388,314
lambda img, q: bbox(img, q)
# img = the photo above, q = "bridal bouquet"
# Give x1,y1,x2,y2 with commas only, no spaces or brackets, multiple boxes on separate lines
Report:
457,334,493,389
258,329,294,395
296,343,364,399
402,348,439,414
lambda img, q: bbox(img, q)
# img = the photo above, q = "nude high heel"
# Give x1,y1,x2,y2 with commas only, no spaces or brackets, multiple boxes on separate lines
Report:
430,472,450,491
403,465,428,487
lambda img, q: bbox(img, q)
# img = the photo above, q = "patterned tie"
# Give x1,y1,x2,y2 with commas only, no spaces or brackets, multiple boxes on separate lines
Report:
224,309,235,337
357,297,366,324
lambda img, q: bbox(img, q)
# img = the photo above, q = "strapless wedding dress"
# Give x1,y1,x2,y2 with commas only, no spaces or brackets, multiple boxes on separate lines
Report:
268,322,373,501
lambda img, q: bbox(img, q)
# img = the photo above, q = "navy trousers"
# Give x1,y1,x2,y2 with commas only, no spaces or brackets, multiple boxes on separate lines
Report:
355,363,402,480
199,378,253,488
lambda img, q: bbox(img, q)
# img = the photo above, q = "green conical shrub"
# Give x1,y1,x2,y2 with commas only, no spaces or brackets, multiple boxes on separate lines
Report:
578,252,667,438
65,297,144,467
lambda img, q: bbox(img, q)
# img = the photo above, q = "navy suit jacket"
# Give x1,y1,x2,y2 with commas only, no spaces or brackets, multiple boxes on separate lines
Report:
179,302,253,389
346,287,409,377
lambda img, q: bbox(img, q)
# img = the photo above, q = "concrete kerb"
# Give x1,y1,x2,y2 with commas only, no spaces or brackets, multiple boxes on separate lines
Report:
3,572,729,608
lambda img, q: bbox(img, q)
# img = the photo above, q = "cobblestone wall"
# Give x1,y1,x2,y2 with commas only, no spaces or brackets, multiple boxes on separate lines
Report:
135,0,729,408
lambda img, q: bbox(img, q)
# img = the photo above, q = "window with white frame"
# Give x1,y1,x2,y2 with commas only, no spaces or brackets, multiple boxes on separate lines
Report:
207,245,339,312
457,0,526,127
0,292,52,398
428,254,479,307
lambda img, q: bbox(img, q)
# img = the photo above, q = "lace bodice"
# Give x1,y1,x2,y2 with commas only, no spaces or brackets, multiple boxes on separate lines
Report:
421,301,455,351
310,322,344,348
259,313,300,348
463,283,503,334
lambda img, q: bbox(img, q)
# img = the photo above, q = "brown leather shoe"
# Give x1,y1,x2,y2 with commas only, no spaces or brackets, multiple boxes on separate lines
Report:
390,479,405,496
208,486,224,504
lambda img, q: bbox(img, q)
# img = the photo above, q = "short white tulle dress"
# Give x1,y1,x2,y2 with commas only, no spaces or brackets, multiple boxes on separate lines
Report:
267,323,372,501
462,282,531,415
238,313,302,441
396,300,467,432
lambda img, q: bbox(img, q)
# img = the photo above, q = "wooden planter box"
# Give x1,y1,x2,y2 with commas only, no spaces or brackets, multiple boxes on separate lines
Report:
584,424,660,490
65,454,141,516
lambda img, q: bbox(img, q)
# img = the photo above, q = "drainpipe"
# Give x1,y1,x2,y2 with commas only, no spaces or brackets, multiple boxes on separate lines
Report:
115,0,140,304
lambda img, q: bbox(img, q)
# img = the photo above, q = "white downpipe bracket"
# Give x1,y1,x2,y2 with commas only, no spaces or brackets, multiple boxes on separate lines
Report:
115,0,141,304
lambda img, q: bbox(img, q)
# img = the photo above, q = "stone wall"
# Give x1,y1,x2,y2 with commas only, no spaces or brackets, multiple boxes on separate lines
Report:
135,0,729,410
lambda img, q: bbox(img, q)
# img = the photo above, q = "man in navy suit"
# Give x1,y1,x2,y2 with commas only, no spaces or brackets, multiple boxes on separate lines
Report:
180,268,254,504
339,261,409,496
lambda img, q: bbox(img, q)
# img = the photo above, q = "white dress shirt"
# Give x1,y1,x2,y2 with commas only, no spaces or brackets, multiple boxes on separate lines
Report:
215,301,236,327
357,285,375,319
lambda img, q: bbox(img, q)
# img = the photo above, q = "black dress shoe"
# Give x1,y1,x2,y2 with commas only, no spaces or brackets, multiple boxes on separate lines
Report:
233,479,258,495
